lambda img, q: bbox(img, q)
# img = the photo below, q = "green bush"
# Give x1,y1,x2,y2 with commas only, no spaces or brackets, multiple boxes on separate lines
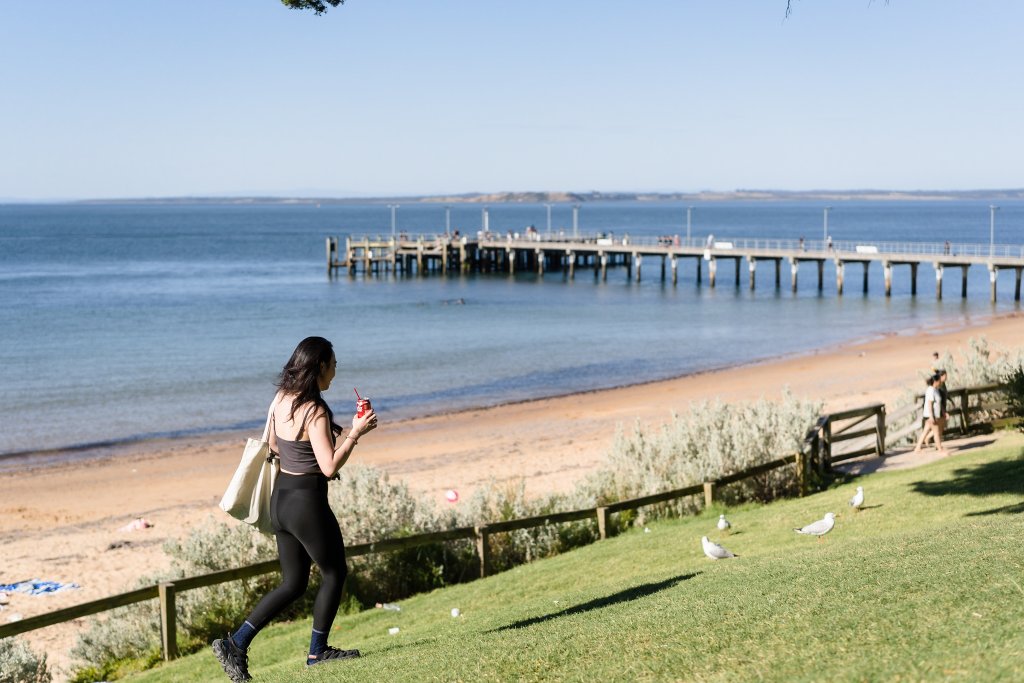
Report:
0,637,51,683
574,390,822,513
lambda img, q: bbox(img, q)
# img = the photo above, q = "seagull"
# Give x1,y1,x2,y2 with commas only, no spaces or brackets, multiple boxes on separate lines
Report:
717,514,731,531
794,512,836,540
702,535,737,560
849,486,864,510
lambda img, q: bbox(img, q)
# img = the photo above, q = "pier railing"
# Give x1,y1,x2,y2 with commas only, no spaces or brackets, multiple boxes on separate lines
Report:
0,383,1011,661
343,232,1024,259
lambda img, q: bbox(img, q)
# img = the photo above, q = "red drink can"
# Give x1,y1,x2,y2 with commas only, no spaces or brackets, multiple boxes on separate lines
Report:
356,398,371,418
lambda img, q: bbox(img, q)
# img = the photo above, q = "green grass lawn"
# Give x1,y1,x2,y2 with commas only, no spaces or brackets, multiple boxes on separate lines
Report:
130,432,1024,682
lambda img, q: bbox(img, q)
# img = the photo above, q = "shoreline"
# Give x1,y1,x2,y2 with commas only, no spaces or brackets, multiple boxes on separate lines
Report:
1,309,1005,474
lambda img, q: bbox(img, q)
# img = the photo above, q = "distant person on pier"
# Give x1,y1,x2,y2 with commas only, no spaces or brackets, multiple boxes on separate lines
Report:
944,240,951,255
799,236,805,252
827,236,833,251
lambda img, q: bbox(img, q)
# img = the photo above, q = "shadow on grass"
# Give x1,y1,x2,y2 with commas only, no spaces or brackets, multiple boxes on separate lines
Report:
950,439,997,452
488,573,698,633
910,448,1024,514
965,502,1024,516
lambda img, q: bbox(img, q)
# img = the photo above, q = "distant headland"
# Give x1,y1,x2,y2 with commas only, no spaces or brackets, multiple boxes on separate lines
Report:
74,188,1024,205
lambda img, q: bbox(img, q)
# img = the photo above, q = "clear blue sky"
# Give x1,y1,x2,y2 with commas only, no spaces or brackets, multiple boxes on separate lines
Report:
2,1,1022,200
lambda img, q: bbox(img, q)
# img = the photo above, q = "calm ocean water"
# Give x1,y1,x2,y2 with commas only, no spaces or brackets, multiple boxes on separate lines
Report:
0,200,1021,463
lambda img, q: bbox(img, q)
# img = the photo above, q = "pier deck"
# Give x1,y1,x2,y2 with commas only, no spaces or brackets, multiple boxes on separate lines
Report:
326,234,1024,302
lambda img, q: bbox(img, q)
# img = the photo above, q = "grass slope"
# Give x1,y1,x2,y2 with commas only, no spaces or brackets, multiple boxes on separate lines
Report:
130,433,1024,682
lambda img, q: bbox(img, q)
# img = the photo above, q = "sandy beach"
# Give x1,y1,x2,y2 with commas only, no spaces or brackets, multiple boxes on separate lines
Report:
3,311,1023,678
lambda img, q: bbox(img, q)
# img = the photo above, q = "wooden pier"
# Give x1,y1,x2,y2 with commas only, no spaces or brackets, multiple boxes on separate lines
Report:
326,234,1024,302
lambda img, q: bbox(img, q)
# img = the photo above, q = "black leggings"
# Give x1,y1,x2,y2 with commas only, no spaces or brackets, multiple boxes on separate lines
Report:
245,473,348,633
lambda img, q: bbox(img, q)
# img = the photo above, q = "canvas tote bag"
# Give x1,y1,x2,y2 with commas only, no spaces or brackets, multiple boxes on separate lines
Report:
219,399,280,534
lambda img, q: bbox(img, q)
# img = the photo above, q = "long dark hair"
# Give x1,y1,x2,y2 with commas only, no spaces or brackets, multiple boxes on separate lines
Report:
277,336,340,435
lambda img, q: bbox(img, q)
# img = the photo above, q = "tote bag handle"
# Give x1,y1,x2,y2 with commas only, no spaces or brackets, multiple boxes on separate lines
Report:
260,396,277,445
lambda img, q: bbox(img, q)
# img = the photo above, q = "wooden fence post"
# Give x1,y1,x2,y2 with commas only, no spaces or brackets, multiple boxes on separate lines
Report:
158,582,178,661
820,419,832,474
475,525,491,578
876,405,887,456
810,431,820,477
795,449,807,497
959,390,970,433
596,506,610,540
703,482,715,507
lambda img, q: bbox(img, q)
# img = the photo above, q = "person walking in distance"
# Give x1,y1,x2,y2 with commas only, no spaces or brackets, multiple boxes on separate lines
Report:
213,336,378,681
913,375,939,454
934,370,950,450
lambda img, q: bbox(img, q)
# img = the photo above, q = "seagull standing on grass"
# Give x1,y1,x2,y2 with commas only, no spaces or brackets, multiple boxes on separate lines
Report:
849,486,864,510
702,536,737,560
717,514,731,532
794,512,836,541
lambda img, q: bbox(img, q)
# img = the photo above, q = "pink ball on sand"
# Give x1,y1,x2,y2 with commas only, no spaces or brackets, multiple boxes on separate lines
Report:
445,489,459,503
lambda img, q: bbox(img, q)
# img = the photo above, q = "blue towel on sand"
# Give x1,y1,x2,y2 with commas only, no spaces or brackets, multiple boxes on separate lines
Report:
0,579,80,595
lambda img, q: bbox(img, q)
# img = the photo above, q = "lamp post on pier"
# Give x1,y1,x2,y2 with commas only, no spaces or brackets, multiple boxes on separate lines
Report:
445,205,451,237
388,204,399,239
544,203,552,234
572,204,580,238
823,206,831,247
686,206,694,245
990,205,999,259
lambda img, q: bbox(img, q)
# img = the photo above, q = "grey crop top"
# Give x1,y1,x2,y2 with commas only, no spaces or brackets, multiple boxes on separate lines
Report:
275,433,323,475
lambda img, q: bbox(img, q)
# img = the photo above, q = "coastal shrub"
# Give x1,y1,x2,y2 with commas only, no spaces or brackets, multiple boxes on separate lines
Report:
575,390,822,516
70,521,281,680
69,602,162,682
327,465,478,603
1002,364,1024,432
162,520,290,652
0,637,51,683
453,480,591,573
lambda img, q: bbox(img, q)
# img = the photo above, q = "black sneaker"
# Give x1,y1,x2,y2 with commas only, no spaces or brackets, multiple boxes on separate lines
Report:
212,635,252,682
307,645,361,665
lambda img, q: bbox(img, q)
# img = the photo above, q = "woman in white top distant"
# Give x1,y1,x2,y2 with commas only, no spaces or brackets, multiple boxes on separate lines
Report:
913,375,939,453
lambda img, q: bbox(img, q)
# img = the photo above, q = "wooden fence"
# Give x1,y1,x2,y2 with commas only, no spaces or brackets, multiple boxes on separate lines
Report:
0,383,1009,661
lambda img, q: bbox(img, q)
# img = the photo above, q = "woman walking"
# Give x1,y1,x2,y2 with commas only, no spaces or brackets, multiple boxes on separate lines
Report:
213,336,377,681
913,374,939,454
